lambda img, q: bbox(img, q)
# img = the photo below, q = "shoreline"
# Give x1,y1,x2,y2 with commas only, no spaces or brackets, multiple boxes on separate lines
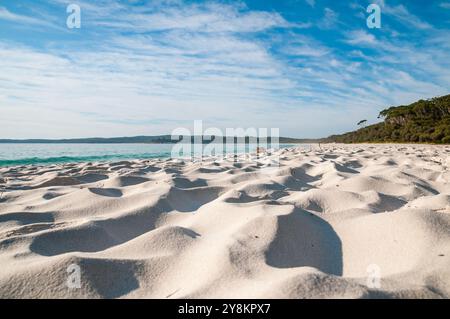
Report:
0,143,305,169
1,142,449,169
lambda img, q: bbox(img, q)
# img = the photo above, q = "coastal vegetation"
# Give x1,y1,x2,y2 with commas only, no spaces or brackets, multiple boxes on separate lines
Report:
324,94,450,144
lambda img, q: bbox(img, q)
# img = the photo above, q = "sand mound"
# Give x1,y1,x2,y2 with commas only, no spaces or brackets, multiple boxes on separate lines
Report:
1,144,450,298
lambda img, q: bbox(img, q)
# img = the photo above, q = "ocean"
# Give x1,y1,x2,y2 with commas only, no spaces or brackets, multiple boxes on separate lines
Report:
0,143,300,167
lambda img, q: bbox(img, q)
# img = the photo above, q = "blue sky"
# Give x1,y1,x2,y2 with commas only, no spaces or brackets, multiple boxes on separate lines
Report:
0,0,449,138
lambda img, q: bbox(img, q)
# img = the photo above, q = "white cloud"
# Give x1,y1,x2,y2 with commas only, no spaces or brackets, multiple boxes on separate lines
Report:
72,1,293,33
370,0,385,8
318,8,339,29
0,6,60,29
384,4,432,29
345,30,377,45
0,0,449,139
305,0,315,7
280,36,331,57
282,45,329,57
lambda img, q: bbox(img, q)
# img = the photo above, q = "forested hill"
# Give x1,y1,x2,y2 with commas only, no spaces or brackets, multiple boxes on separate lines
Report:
0,135,314,144
324,94,450,144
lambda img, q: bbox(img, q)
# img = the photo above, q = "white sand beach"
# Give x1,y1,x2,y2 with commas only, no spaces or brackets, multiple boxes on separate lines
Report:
0,144,450,299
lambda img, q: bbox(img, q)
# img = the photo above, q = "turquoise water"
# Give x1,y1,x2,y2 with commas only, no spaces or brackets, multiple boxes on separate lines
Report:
0,143,299,167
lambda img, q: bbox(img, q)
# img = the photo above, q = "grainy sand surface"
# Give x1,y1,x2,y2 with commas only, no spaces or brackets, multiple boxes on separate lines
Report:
0,144,450,298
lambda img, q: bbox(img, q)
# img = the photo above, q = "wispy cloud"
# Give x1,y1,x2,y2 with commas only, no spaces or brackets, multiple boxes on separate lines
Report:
56,0,294,33
280,35,331,57
0,6,59,29
384,4,433,29
305,0,315,8
318,8,339,29
0,0,448,138
344,30,377,46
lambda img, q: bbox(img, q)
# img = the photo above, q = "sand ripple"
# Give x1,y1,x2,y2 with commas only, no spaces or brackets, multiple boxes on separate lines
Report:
0,144,449,298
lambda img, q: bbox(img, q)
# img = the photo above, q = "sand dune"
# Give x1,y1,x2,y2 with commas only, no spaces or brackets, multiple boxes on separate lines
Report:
0,144,450,298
